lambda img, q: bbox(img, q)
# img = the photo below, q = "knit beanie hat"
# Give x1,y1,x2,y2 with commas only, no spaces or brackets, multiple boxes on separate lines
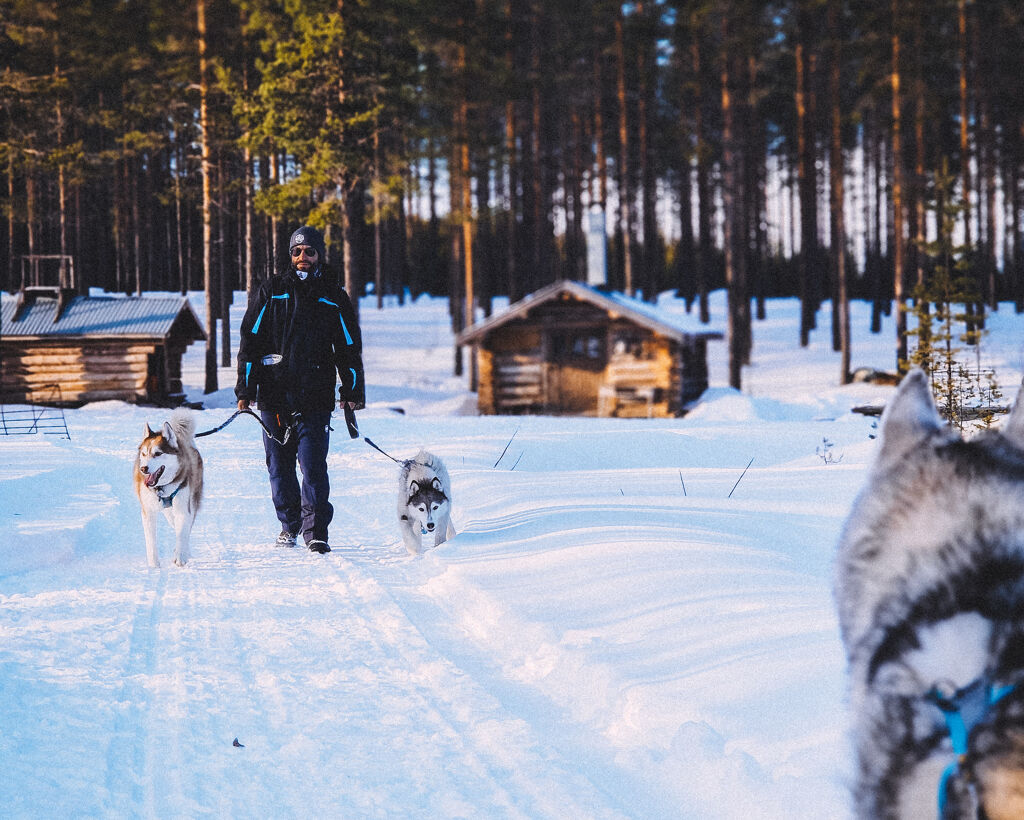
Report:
288,225,326,260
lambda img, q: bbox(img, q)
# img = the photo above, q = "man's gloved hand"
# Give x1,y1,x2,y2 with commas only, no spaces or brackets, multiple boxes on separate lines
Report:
340,400,364,411
237,399,251,410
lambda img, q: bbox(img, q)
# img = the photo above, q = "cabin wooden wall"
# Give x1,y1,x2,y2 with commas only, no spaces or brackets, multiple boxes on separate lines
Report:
469,293,714,417
1,339,162,404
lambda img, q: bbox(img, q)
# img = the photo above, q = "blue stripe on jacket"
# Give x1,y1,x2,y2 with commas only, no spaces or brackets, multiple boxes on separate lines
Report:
251,292,290,334
318,297,354,345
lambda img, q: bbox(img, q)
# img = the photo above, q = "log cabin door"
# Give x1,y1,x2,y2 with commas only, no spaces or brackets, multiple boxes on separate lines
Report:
546,327,606,414
145,348,166,401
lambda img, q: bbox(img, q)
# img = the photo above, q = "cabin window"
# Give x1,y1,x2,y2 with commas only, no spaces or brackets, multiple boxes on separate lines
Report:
612,331,654,360
550,330,605,363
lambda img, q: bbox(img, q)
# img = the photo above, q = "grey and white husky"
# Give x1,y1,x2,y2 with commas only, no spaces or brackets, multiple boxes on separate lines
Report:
397,450,455,555
133,408,203,568
835,367,1024,819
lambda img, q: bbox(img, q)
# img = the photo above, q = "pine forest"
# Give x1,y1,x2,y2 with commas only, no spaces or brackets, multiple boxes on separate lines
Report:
4,0,1024,388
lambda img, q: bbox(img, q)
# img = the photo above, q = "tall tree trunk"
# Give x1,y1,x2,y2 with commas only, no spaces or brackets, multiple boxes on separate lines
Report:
456,33,475,387
795,6,817,347
614,13,633,296
373,119,383,310
529,3,545,292
958,0,972,248
6,155,14,292
244,146,254,298
830,0,850,383
891,0,907,369
592,37,608,289
637,3,657,299
198,0,218,394
692,19,710,324
721,13,744,390
218,152,231,368
132,157,142,295
175,143,186,295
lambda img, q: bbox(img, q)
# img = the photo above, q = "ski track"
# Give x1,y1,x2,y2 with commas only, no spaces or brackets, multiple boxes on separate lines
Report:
0,437,631,819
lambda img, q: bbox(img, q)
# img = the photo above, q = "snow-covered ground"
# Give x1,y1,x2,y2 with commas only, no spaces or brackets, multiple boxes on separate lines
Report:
2,289,1023,819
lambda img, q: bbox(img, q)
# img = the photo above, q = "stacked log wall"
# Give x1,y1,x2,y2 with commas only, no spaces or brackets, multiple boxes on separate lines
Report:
1,339,158,403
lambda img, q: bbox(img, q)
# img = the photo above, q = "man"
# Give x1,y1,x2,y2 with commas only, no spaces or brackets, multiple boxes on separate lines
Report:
235,225,364,554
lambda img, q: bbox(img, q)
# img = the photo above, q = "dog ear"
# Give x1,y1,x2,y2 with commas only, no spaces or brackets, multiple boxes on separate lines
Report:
408,480,420,498
162,421,178,449
431,477,444,494
877,368,950,468
145,422,155,438
1002,381,1024,447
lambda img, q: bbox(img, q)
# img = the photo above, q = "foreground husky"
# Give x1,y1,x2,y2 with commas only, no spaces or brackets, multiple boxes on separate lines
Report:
397,450,455,555
835,368,1024,819
133,408,204,568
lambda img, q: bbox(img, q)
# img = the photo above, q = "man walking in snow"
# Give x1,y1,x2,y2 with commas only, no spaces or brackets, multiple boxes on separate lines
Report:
235,225,364,554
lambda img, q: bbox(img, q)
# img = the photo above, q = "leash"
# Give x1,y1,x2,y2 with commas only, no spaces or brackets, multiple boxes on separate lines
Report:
925,677,1018,816
364,434,399,460
195,408,293,445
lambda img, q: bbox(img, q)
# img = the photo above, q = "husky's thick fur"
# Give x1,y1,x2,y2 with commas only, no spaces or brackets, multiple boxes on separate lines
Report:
397,450,454,555
133,408,203,568
835,368,1024,819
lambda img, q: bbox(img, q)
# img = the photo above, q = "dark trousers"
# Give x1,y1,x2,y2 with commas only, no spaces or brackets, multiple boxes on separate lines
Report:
261,410,334,545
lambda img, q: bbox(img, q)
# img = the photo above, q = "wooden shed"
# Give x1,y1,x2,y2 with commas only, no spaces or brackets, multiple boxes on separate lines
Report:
1,287,206,406
457,280,723,417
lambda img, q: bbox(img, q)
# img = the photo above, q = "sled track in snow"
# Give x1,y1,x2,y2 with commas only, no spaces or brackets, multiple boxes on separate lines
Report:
104,569,166,816
311,547,630,818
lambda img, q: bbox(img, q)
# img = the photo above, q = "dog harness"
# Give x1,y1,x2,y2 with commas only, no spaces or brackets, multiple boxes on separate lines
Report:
151,480,185,509
925,676,1017,817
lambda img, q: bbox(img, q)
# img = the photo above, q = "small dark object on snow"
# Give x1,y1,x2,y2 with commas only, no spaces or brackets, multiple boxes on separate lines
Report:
233,738,244,748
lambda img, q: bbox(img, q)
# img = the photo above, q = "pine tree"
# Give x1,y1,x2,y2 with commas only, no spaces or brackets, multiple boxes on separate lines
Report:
906,159,999,431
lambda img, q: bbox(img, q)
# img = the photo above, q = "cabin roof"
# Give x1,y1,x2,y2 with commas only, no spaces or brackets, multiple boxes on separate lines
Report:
1,293,206,342
456,280,724,345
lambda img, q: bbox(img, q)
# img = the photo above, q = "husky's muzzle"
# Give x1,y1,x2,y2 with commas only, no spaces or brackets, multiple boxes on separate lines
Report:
142,465,165,487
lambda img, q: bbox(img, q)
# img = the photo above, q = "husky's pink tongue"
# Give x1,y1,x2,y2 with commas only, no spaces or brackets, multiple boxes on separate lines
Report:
145,466,164,487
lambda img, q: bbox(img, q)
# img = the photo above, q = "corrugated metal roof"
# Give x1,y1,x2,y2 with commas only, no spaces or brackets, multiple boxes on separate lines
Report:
1,294,203,339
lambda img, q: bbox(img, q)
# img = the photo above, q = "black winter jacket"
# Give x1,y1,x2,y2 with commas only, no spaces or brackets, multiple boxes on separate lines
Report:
235,269,365,413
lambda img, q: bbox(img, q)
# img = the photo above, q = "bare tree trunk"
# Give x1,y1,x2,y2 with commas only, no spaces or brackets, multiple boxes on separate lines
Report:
198,0,218,394
891,0,907,369
373,119,383,310
6,155,14,292
461,48,474,384
244,146,254,298
175,143,186,295
795,7,817,347
721,13,742,390
830,0,850,384
614,13,633,296
132,157,142,295
692,20,710,324
958,0,972,248
636,2,657,299
218,153,231,368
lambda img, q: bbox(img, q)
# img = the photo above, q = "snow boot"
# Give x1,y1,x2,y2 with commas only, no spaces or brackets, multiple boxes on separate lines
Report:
307,539,331,554
275,530,297,548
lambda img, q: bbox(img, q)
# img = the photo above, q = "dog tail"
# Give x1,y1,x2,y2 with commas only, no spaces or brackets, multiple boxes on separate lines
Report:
169,407,196,443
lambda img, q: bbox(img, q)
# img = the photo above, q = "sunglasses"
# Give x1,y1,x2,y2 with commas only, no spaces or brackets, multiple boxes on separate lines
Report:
290,246,318,258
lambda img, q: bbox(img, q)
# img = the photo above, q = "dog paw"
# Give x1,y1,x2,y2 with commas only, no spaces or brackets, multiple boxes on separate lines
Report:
173,557,188,567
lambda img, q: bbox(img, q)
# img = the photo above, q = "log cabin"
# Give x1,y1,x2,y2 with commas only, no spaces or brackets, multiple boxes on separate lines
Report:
1,287,206,406
457,280,723,417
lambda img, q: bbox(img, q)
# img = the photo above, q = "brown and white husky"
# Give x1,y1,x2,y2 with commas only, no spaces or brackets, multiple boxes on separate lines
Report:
133,408,203,568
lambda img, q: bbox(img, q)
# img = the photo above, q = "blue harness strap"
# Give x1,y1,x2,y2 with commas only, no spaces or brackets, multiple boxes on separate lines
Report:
927,678,1017,816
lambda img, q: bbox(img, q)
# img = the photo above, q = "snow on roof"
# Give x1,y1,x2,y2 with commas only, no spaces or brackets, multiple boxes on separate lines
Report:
1,293,205,340
456,279,724,345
